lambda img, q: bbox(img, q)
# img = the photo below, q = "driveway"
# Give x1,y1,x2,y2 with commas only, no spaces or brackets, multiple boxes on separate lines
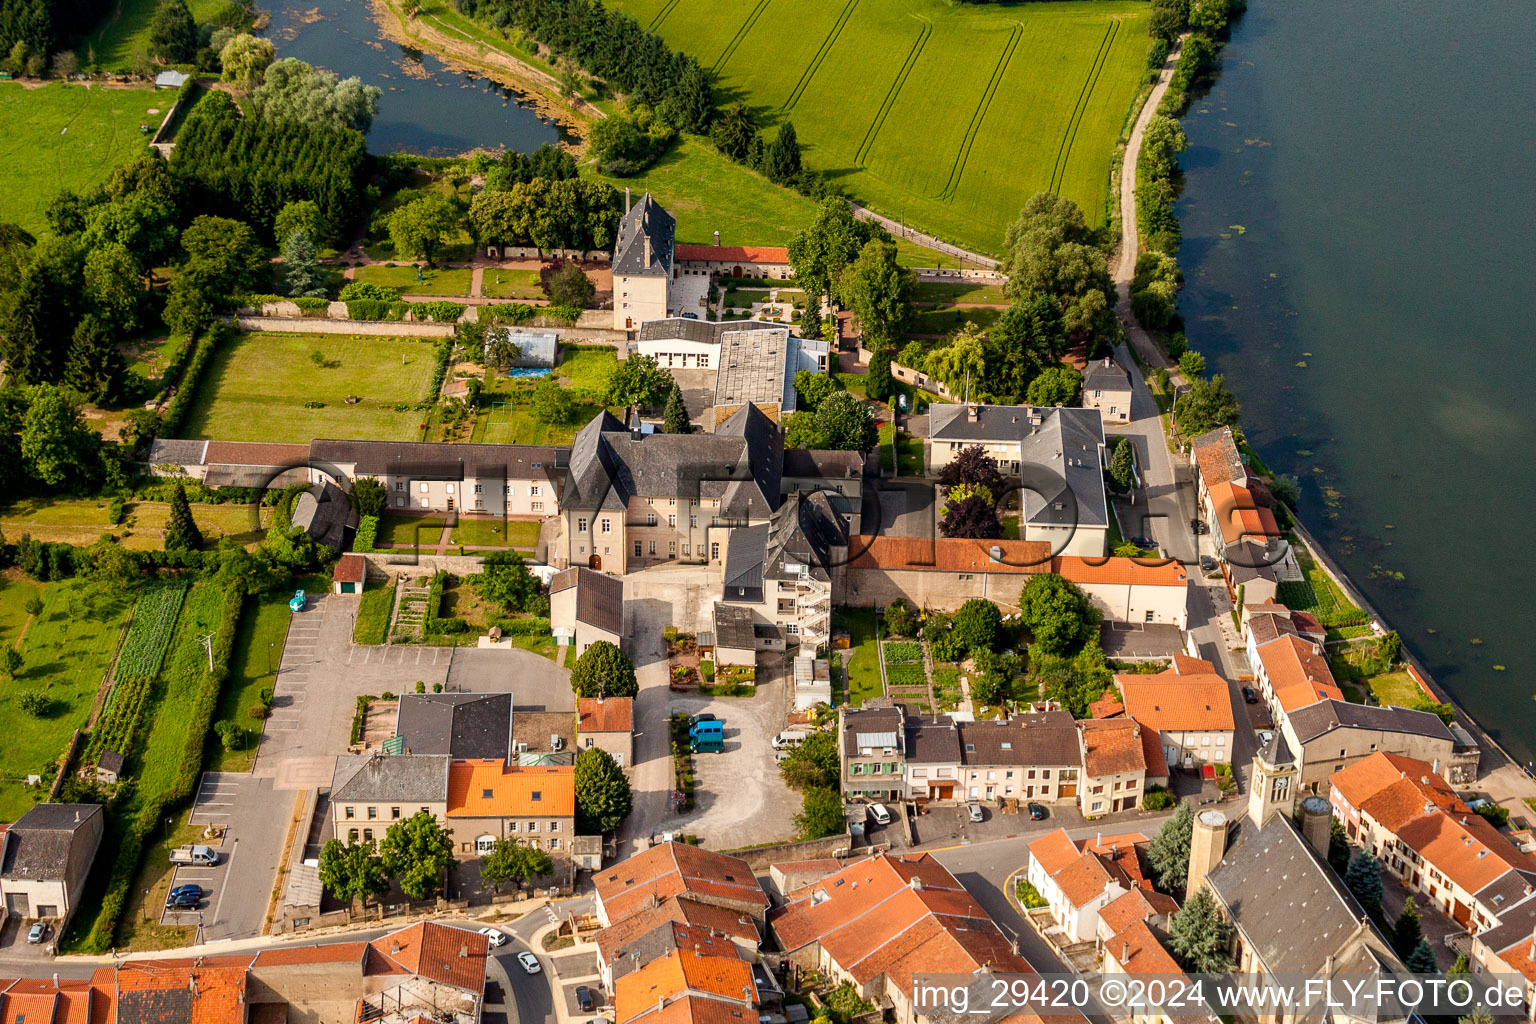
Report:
874,482,935,539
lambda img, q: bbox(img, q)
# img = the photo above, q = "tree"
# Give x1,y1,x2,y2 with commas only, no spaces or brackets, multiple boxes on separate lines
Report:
1327,819,1351,875
1178,349,1207,379
794,370,839,414
989,295,1068,401
479,838,553,893
765,121,802,184
275,200,329,248
0,236,86,385
1269,473,1301,508
1168,889,1235,972
0,647,21,680
1019,573,1097,656
181,215,267,296
389,195,459,266
1405,938,1438,975
84,243,144,335
779,731,839,791
20,386,98,489
1147,800,1194,892
787,197,881,299
794,786,844,841
351,477,387,519
482,326,520,371
835,239,911,349
545,260,596,308
662,381,692,434
574,747,632,834
710,103,759,162
939,446,1006,495
219,33,275,92
570,640,638,699
251,58,381,133
149,0,197,64
15,689,49,716
923,326,987,397
952,599,1001,653
1001,193,1117,347
1392,896,1424,959
811,391,878,452
883,599,917,638
1148,0,1189,40
940,494,1001,540
282,229,325,298
1025,366,1082,407
62,315,126,404
865,348,896,403
1107,437,1136,492
1351,853,1388,914
478,551,539,611
532,378,576,424
318,837,389,905
1177,374,1240,436
164,483,204,551
605,353,672,408
379,811,455,900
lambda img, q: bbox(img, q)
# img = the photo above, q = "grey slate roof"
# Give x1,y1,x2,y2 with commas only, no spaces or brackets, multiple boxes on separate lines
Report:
0,803,103,880
1204,813,1367,976
290,481,353,550
551,566,624,634
716,403,783,512
1083,357,1131,393
1246,611,1299,647
1285,698,1455,745
714,327,794,410
906,718,962,764
394,693,513,759
612,193,674,277
330,753,449,803
638,318,785,346
310,439,565,483
712,602,757,652
722,525,768,603
147,438,209,467
928,404,1108,528
781,449,865,481
959,711,1079,766
763,491,846,583
842,706,904,757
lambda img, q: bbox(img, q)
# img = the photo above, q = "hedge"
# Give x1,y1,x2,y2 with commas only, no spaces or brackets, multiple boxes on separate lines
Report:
482,303,536,326
342,299,466,323
160,325,227,437
425,336,454,403
491,616,551,636
414,301,466,323
354,515,378,553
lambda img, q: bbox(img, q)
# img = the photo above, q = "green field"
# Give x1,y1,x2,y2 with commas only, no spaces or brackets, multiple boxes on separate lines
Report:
351,265,475,297
0,580,133,821
605,0,1151,255
0,83,158,234
181,332,438,443
475,390,606,445
450,519,541,548
83,0,230,70
209,587,298,772
482,269,545,299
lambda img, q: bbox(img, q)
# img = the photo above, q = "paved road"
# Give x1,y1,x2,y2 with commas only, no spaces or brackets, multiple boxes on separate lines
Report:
1105,347,1197,566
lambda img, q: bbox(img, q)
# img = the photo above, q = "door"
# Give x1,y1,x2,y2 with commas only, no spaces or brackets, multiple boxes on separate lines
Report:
36,905,57,919
589,554,602,571
447,498,455,511
341,582,355,594
4,893,28,915
1059,784,1078,798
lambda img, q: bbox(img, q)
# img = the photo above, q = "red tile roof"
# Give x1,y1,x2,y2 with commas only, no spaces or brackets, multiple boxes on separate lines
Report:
598,843,768,926
204,441,310,467
1115,662,1235,733
368,922,488,993
334,553,367,584
578,697,634,734
674,245,790,266
1089,695,1124,719
846,537,1187,587
1077,719,1148,777
1208,481,1280,545
595,896,760,964
1256,635,1342,712
1190,427,1245,488
1098,887,1178,936
624,995,757,1024
114,963,248,1024
446,761,575,817
252,941,372,967
1138,724,1169,779
615,949,754,1024
1106,919,1183,976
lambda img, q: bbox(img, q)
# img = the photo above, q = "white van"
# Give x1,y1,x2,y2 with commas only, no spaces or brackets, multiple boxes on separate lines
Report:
772,729,810,750
868,803,892,826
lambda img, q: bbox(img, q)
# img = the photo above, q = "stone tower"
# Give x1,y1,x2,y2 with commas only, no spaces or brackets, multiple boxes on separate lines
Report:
1248,729,1300,829
1186,808,1229,901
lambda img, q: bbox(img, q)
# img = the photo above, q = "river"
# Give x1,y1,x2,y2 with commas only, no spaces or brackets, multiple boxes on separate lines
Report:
270,0,559,155
1175,1,1536,763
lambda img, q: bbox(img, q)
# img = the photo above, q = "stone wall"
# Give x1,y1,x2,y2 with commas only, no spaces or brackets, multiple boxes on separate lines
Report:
722,832,853,872
362,553,487,576
233,315,455,338
911,268,1006,282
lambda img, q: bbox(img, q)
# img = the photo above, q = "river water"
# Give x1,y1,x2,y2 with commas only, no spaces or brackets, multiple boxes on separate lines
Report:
1175,1,1536,763
270,0,559,155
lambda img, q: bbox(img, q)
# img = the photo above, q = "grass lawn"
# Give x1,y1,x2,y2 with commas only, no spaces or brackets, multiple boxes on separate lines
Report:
482,269,545,299
376,515,447,548
911,280,1008,304
473,385,604,446
909,306,1004,336
0,580,132,821
839,607,885,706
508,632,558,660
895,431,925,476
0,497,268,551
556,347,620,394
114,817,199,951
1277,546,1367,627
0,574,43,651
352,265,474,297
0,83,157,234
604,0,1151,254
83,0,229,70
1366,671,1426,710
450,519,541,548
209,589,296,772
180,332,438,443
355,586,396,645
878,422,895,474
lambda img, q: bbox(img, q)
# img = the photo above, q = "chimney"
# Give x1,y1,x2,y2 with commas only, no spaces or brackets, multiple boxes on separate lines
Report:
1529,927,1536,961
625,187,631,212
967,404,980,423
910,875,923,891
459,944,468,958
52,974,59,989
75,809,80,823
1432,758,1441,775
1185,808,1228,902
714,230,721,247
1121,941,1130,964
1324,953,1335,977
644,235,652,267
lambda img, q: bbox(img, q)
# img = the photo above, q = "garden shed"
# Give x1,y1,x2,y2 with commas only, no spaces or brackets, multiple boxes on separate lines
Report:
333,553,368,595
487,328,558,368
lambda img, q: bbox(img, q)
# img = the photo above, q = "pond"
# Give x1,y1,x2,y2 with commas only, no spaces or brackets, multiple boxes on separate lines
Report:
271,0,561,156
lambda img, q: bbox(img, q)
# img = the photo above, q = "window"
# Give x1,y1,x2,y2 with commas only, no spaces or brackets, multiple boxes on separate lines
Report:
532,501,543,511
601,519,612,534
531,791,542,802
349,829,359,842
699,354,709,368
668,515,676,528
549,821,561,832
634,542,642,557
394,482,404,492
647,513,657,526
420,483,429,493
476,834,496,853
579,518,588,533
367,806,377,820
363,828,374,842
421,807,429,815
391,807,401,819
531,485,541,496
1145,610,1155,623
474,484,483,493
690,515,698,528
506,485,514,495
483,789,494,799
669,541,676,554
508,821,519,832
445,484,454,494
711,542,720,560
345,806,355,819
669,498,676,507
786,622,799,635
550,837,560,850
958,573,974,581
648,541,656,555
527,821,540,832
683,544,691,555
1091,802,1103,812
474,500,484,510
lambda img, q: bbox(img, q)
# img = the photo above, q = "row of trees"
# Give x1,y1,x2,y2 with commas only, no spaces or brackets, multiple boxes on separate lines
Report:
467,177,624,252
710,106,815,195
0,0,112,68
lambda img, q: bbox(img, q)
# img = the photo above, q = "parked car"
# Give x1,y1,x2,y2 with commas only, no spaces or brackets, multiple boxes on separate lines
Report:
169,844,219,866
26,923,48,944
478,927,508,948
575,987,596,1013
680,312,699,320
1256,729,1274,748
1242,686,1259,704
168,884,204,900
1129,536,1155,549
774,750,792,762
688,712,717,727
1191,518,1208,535
868,803,892,826
517,952,541,974
1200,555,1219,573
966,803,985,823
1027,802,1047,821
165,890,202,909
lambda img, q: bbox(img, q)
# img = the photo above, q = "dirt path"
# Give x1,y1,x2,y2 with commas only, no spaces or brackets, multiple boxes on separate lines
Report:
1113,38,1183,371
850,202,1000,270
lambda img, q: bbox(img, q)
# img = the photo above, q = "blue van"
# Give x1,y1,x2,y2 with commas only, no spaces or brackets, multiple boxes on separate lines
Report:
690,736,724,754
689,720,724,750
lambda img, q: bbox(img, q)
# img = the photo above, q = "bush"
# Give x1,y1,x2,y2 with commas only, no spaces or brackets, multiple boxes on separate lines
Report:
338,281,400,302
107,497,127,525
412,300,465,323
700,659,715,682
160,325,226,437
1142,785,1177,811
353,515,378,553
15,689,50,716
483,303,536,326
883,598,917,637
1015,878,1049,909
345,298,390,321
